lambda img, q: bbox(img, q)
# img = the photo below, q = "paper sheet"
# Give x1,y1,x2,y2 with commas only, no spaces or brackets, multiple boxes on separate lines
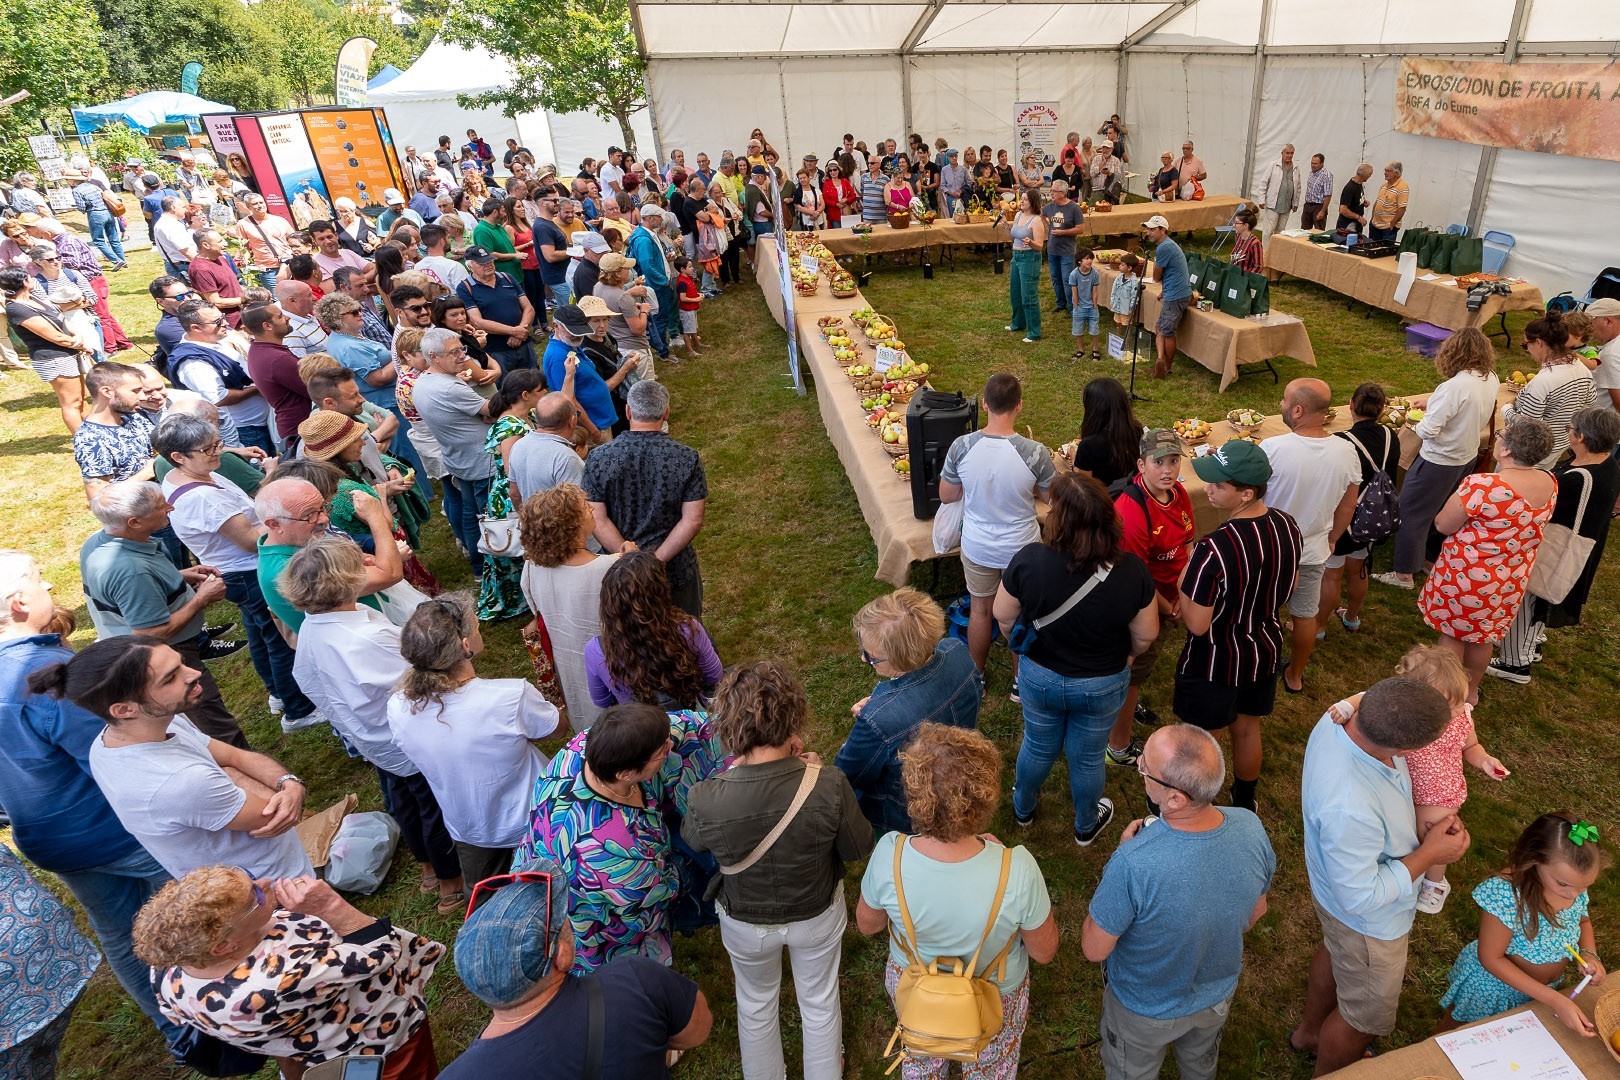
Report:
1436,1009,1587,1080
1393,251,1419,305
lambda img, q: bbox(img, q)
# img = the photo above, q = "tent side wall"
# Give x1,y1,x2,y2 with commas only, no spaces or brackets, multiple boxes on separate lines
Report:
370,96,557,175
906,53,1117,165
1125,53,1255,202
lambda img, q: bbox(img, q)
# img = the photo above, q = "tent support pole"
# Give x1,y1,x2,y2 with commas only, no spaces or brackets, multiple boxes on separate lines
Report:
1466,0,1531,235
1114,0,1200,129
897,0,944,142
1238,0,1275,200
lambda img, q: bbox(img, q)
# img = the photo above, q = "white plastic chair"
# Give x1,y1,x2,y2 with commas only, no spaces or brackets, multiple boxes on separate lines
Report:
1482,230,1515,274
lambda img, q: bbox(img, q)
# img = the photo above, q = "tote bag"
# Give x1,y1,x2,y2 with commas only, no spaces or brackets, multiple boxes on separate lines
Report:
1528,470,1595,604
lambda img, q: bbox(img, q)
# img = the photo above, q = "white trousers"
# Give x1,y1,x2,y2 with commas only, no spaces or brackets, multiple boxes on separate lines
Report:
1259,207,1290,247
717,885,847,1080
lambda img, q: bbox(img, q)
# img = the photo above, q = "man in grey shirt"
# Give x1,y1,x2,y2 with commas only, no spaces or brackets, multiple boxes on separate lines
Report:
411,328,494,574
509,391,584,504
1041,180,1085,312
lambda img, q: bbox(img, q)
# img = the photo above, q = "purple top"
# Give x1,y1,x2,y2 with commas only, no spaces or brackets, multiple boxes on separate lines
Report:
584,620,723,708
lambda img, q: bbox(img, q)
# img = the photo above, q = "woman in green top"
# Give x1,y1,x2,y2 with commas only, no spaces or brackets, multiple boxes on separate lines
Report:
471,195,524,279
479,370,545,620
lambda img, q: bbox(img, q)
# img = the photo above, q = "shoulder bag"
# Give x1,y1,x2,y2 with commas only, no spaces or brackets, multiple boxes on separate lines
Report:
885,838,1015,1070
1528,468,1595,605
1006,564,1111,656
702,762,820,902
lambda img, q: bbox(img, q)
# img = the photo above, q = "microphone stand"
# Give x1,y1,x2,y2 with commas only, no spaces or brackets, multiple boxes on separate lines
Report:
1125,272,1150,403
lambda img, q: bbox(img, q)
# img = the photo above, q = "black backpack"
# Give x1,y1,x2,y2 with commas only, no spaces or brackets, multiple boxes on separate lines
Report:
1342,429,1401,546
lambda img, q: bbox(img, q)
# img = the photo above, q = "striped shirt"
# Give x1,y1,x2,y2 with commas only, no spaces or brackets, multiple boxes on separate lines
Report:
1177,508,1302,684
860,173,888,224
1504,361,1597,466
1369,178,1409,228
1305,167,1334,206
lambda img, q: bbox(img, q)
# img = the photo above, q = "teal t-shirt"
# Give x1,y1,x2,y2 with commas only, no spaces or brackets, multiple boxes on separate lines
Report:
860,832,1050,994
257,537,381,631
80,532,203,641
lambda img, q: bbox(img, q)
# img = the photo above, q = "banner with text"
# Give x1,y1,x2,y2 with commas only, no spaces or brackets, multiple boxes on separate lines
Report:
1014,101,1061,172
1395,58,1620,163
259,112,334,228
303,109,399,211
334,37,377,108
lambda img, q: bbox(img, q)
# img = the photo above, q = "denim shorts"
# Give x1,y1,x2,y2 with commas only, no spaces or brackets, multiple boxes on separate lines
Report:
1072,308,1100,336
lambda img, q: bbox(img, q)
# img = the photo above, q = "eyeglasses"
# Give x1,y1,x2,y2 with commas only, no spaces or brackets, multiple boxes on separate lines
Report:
404,304,428,314
207,317,229,328
36,256,61,264
467,870,557,931
289,506,330,524
192,440,223,456
1136,760,1191,799
226,866,270,934
859,647,887,668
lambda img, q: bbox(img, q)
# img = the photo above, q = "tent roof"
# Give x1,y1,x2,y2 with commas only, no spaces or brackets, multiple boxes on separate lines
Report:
631,0,1620,58
71,91,234,135
367,64,405,89
367,38,517,102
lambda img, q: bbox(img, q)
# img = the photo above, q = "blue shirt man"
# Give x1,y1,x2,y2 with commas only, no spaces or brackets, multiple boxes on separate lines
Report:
1152,231,1192,303
544,307,619,432
409,187,442,223
456,250,535,371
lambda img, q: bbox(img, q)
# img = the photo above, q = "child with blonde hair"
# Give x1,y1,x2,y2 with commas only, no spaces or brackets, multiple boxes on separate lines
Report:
1330,644,1508,913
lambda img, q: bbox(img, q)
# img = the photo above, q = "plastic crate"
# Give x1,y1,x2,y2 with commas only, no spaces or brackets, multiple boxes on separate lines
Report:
1405,322,1452,358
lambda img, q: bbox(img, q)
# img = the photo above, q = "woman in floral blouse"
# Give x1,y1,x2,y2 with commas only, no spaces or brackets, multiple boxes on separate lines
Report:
517,702,728,973
479,370,543,621
134,866,444,1079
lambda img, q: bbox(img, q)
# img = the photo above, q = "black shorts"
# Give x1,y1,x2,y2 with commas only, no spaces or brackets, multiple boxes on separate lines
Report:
1172,669,1279,730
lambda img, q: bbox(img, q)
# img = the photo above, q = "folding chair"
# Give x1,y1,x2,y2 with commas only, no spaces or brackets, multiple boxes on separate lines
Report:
1209,206,1241,254
1445,223,1468,236
1481,230,1515,274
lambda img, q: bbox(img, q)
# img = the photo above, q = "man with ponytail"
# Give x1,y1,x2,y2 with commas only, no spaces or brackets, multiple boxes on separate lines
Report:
29,635,314,881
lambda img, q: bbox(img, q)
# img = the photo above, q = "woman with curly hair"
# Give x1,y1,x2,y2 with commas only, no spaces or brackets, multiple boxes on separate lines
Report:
584,550,722,710
134,866,445,1079
519,483,622,731
855,724,1059,1078
685,661,873,1080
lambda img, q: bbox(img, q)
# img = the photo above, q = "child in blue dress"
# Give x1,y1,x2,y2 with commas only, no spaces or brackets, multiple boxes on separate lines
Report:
1439,812,1608,1035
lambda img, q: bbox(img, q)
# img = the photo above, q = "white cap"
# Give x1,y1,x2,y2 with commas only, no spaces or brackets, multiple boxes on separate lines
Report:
1143,214,1170,230
384,188,405,205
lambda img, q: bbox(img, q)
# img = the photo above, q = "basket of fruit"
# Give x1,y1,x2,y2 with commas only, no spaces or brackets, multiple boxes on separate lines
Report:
1507,369,1530,392
966,210,997,224
1379,397,1424,429
884,378,924,406
1226,408,1266,434
864,318,899,346
892,457,912,477
851,223,874,235
849,306,875,327
816,315,843,335
887,211,912,230
830,272,858,299
1595,990,1620,1066
1173,417,1212,444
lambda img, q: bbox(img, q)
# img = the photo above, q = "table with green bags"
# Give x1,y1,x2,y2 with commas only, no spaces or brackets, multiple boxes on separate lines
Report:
1095,256,1316,392
1264,233,1544,331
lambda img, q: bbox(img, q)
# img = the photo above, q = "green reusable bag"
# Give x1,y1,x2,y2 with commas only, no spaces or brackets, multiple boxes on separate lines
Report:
1433,233,1460,276
1453,236,1484,276
1186,252,1207,291
1217,263,1254,317
1416,232,1437,269
1247,270,1271,315
1199,257,1228,300
1398,227,1429,255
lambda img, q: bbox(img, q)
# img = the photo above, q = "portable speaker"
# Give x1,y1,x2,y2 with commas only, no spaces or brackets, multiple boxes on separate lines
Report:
906,390,978,520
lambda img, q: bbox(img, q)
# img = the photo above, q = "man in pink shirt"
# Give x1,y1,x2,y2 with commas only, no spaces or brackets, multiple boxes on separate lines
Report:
230,194,295,289
308,220,370,293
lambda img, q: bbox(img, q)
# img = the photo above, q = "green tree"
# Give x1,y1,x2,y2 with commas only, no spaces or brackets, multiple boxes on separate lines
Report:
91,0,266,97
0,0,109,171
441,0,647,154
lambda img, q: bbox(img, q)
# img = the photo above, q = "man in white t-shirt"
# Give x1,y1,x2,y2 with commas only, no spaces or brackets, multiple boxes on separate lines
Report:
1262,378,1360,694
599,147,627,199
415,222,469,292
1587,297,1620,413
60,636,315,880
939,373,1057,683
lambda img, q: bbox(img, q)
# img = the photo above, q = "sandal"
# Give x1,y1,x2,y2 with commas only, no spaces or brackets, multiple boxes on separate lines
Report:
435,890,467,915
1336,607,1362,632
418,875,439,896
1070,350,1086,361
1091,349,1101,361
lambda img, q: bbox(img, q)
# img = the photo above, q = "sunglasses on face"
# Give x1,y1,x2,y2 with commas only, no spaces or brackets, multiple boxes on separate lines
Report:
404,303,428,314
226,866,270,932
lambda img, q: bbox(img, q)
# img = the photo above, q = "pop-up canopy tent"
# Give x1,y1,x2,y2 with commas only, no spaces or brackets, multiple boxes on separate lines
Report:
71,91,234,136
367,65,405,90
367,38,655,171
632,0,1620,297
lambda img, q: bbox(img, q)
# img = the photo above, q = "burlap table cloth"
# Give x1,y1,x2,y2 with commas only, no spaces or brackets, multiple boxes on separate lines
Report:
755,236,865,331
1091,265,1316,392
1266,235,1545,332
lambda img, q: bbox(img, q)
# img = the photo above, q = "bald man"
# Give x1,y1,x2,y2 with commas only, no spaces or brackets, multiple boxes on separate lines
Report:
507,391,583,504
1262,379,1361,692
274,279,328,357
1082,724,1274,1080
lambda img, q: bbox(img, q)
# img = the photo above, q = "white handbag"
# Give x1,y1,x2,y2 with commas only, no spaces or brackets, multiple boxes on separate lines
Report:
477,515,523,558
932,499,964,555
376,579,432,626
1527,469,1594,605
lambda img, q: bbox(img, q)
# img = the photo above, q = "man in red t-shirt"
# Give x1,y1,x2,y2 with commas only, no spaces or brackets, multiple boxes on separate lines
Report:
187,229,245,328
1108,428,1196,765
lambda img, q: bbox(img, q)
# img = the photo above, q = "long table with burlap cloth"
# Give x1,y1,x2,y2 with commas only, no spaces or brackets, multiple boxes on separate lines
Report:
1092,265,1316,392
1172,385,1516,535
1265,234,1545,331
755,236,858,331
812,194,1254,257
1322,991,1616,1079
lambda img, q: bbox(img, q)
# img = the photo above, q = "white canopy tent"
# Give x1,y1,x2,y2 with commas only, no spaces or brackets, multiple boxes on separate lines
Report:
633,0,1620,297
367,38,656,173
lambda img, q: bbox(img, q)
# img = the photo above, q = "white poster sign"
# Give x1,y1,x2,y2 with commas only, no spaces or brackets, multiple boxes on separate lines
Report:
1013,101,1061,172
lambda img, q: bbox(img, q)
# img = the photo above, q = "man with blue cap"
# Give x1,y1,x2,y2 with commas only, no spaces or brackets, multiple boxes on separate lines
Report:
440,857,713,1077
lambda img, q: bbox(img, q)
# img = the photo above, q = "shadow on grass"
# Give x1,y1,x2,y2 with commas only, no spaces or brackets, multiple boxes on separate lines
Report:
1,431,74,459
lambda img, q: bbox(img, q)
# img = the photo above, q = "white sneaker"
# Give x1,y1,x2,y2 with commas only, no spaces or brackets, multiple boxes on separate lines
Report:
1416,876,1452,914
281,707,329,733
1372,572,1414,590
267,696,284,716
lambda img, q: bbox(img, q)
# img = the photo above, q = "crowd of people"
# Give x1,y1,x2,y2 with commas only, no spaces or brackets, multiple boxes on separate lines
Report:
1,123,1618,1080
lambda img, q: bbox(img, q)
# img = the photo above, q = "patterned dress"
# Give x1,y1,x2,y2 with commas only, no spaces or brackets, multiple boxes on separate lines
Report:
517,709,728,973
1404,704,1474,809
0,847,99,1070
1441,876,1589,1022
1419,473,1556,643
478,414,530,621
154,911,444,1065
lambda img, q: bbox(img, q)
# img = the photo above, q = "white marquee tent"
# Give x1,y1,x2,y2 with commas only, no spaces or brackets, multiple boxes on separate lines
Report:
633,0,1620,297
367,38,656,173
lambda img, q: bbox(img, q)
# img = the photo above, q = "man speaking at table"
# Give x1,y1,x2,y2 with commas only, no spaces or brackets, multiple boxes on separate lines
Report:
1143,216,1192,380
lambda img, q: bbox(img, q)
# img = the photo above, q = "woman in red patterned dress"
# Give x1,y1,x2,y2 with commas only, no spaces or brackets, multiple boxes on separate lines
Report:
1419,417,1557,704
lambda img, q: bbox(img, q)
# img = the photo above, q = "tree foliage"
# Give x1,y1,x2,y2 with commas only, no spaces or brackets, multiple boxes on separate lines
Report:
0,0,109,170
441,0,647,154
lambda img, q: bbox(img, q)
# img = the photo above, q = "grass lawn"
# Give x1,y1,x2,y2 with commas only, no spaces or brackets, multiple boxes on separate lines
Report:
6,231,1617,1080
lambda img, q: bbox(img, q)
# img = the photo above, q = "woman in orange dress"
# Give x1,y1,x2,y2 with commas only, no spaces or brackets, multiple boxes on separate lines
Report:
1419,417,1557,704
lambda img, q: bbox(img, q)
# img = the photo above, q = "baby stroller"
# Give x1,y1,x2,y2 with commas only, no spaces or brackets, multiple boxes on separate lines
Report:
1545,266,1620,314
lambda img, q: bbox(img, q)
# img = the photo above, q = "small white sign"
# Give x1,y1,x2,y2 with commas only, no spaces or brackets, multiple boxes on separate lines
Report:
801,255,819,276
875,346,903,372
1107,334,1124,360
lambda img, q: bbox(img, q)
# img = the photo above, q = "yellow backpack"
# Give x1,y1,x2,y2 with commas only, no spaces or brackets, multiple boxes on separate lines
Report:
884,837,1015,1073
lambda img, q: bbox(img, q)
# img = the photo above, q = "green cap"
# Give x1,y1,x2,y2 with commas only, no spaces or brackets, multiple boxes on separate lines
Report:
1190,439,1271,486
1139,429,1183,462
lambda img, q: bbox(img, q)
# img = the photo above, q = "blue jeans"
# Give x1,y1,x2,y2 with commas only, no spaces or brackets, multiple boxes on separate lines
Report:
647,298,670,357
653,282,679,340
1369,225,1397,243
385,406,434,503
86,209,127,267
450,473,493,575
151,523,185,568
1048,251,1076,310
254,268,279,290
1009,249,1043,339
54,847,184,1045
944,193,964,216
486,341,536,374
1012,659,1130,831
236,423,275,456
222,568,315,720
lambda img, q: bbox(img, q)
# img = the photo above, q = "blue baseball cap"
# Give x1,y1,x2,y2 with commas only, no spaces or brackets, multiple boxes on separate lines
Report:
454,856,570,1008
